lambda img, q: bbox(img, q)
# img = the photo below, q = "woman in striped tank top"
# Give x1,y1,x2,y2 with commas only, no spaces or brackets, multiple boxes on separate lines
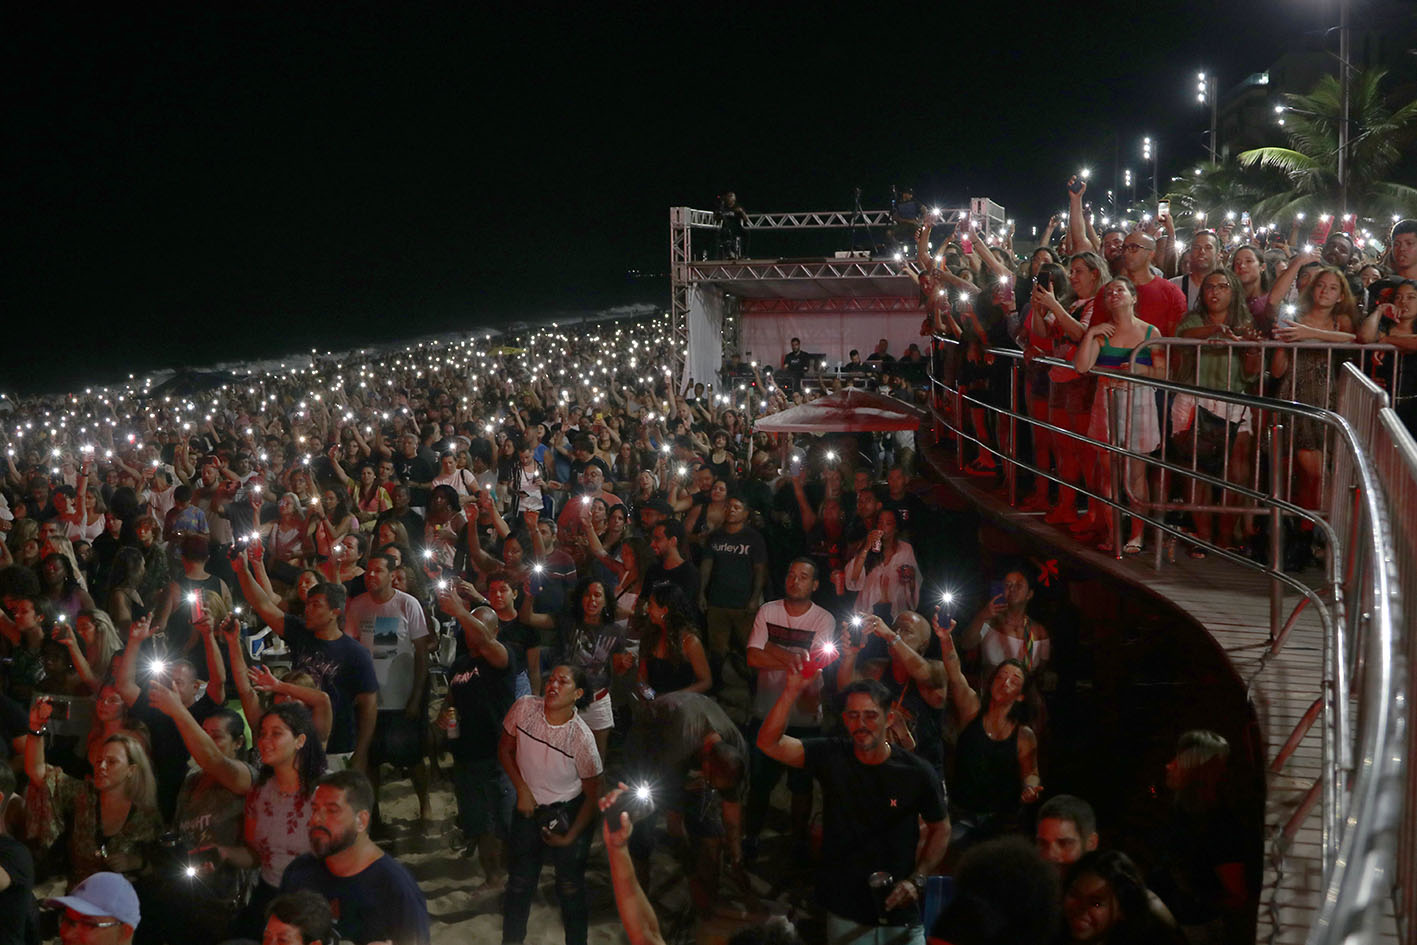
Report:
1074,278,1169,554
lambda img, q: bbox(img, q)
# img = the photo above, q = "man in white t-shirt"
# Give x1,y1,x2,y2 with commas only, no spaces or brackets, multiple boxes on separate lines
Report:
499,664,603,945
743,557,837,861
344,553,432,828
431,448,483,509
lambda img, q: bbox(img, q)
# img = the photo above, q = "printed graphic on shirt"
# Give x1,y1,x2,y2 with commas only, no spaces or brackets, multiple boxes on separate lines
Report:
765,621,816,652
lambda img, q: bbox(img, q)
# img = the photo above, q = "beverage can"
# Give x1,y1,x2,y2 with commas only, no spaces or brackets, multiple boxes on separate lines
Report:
438,705,459,739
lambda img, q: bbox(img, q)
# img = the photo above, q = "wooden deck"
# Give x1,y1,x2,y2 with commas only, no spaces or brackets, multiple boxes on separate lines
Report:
919,442,1400,945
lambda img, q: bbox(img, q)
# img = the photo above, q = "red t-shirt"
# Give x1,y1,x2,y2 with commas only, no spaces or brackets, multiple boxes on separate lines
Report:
1132,274,1188,337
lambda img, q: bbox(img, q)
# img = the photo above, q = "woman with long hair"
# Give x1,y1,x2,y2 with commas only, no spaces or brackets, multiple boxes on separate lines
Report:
105,546,149,634
935,628,1042,856
263,492,310,570
1230,244,1271,332
230,702,328,937
844,508,920,621
1172,268,1265,554
25,698,161,886
1075,277,1168,554
39,551,95,623
131,515,171,613
424,483,467,573
1033,252,1108,536
1358,278,1417,432
638,582,711,696
1268,259,1358,557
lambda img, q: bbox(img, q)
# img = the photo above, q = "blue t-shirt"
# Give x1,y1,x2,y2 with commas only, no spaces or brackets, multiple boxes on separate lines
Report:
282,615,380,754
281,853,430,945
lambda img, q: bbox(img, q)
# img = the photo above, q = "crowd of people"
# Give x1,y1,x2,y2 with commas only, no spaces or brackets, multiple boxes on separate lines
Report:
911,185,1416,564
0,190,1403,945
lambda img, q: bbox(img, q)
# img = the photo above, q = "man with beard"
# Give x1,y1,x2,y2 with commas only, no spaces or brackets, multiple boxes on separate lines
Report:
280,770,430,945
758,676,949,945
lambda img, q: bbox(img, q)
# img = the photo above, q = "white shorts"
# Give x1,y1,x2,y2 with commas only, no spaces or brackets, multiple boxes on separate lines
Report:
579,691,614,732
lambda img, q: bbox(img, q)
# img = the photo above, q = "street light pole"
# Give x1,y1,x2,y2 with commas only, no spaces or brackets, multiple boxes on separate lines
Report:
1338,0,1350,215
1197,72,1218,163
1142,137,1159,200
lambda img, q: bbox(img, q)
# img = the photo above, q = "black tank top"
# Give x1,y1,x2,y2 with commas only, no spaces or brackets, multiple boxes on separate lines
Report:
952,714,1021,816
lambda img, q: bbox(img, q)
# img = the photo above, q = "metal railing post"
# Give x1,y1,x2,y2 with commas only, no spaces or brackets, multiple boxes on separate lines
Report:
1007,359,1019,506
1108,386,1124,560
1269,422,1285,642
955,384,965,471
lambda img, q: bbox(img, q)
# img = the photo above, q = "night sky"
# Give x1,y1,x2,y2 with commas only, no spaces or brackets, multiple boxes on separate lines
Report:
3,1,1391,394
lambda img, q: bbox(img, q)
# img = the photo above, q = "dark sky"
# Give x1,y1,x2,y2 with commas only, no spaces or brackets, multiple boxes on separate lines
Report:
2,1,1384,394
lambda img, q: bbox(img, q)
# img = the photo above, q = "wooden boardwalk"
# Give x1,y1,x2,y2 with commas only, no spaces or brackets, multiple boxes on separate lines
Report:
919,444,1400,945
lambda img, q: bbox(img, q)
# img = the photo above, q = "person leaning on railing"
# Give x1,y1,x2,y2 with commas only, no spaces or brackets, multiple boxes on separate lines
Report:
1265,254,1358,564
1169,268,1264,556
1357,277,1417,432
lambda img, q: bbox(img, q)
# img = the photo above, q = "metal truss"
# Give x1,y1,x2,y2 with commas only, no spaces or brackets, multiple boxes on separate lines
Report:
739,296,921,315
670,207,693,380
670,200,1004,369
686,258,911,283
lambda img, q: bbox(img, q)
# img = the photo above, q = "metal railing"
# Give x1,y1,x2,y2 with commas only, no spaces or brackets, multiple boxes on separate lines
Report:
925,334,1410,945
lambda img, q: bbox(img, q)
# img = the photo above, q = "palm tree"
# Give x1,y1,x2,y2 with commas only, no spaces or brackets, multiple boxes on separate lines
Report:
1163,160,1286,227
1238,68,1417,224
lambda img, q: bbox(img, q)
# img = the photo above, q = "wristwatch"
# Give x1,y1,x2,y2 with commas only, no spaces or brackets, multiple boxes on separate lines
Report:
909,872,927,892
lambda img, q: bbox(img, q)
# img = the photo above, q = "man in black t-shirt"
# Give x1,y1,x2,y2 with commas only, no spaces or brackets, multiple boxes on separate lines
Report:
393,433,437,508
438,594,516,883
881,466,928,542
281,771,430,945
758,675,949,941
699,496,767,691
646,519,701,620
233,562,379,765
782,337,811,374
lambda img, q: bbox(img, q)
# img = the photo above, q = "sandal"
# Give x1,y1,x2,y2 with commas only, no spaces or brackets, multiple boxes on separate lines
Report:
1123,537,1144,555
965,458,998,476
1187,546,1208,559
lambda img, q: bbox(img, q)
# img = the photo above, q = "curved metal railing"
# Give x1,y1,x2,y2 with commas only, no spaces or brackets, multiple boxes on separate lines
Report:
923,333,1410,944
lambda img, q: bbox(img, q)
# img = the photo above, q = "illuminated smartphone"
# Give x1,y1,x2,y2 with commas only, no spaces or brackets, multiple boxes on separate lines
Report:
1157,200,1170,217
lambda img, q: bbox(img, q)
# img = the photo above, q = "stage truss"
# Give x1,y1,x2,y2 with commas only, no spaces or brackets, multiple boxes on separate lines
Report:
669,200,1007,380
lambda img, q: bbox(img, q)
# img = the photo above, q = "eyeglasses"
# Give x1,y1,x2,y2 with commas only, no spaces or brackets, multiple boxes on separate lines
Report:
1122,244,1150,253
60,914,122,931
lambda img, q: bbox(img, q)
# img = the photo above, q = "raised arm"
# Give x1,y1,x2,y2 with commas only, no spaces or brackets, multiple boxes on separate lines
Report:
115,616,154,707
439,588,509,668
932,613,981,726
148,681,254,794
754,665,812,767
601,783,668,945
221,617,264,735
1067,180,1097,253
231,552,287,636
251,663,333,747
